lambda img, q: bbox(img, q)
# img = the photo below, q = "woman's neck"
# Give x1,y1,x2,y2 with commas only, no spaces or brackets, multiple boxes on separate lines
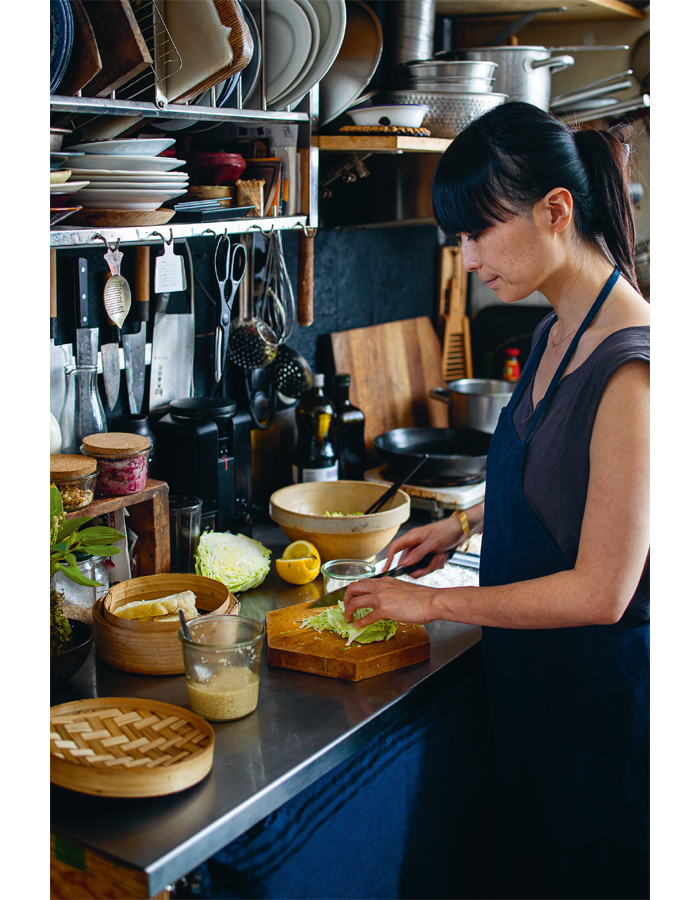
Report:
541,244,616,332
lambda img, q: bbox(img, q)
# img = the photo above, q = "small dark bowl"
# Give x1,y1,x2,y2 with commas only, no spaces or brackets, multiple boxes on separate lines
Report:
185,152,247,186
51,619,94,691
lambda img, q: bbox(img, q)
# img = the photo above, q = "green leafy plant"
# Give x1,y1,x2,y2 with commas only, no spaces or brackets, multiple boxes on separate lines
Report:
50,485,124,654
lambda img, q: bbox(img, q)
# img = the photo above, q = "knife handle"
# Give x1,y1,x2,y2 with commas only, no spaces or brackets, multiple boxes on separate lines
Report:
50,250,57,338
133,246,150,322
76,257,89,329
378,550,456,580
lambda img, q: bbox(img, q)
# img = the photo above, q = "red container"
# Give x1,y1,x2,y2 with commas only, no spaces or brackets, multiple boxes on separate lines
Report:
185,152,247,186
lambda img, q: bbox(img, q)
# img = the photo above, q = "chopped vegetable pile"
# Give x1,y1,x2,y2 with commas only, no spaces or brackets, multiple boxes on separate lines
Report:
323,510,363,517
302,599,397,647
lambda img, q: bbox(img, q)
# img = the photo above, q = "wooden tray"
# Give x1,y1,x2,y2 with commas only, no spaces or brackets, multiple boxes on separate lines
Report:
63,208,175,228
266,602,430,682
50,698,214,797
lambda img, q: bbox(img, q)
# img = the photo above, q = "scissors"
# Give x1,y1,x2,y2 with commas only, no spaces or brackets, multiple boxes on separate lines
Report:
213,233,247,383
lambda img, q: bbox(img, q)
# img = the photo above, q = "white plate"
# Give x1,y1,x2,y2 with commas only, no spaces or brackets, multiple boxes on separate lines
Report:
50,181,89,193
63,138,176,156
68,168,189,181
70,154,186,172
78,188,188,210
75,181,189,191
271,0,346,111
258,0,313,102
269,0,320,107
319,0,383,125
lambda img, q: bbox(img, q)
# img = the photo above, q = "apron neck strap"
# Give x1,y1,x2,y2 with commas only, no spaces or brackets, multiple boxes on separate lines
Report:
524,266,621,439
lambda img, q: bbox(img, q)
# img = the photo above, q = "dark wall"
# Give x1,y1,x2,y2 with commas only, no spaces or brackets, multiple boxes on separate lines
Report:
53,224,441,423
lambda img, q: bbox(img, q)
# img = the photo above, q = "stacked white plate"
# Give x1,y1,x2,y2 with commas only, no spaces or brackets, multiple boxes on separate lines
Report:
63,138,189,210
246,0,346,111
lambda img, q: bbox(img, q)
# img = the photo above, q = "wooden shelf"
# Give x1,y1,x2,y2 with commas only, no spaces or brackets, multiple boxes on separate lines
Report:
65,478,170,576
434,1,647,20
317,135,452,154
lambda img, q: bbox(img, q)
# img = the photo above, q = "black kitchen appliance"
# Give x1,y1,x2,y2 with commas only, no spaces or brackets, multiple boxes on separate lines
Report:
153,397,253,536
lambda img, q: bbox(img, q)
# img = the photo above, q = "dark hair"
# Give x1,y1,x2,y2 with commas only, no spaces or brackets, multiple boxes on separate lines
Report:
431,101,639,289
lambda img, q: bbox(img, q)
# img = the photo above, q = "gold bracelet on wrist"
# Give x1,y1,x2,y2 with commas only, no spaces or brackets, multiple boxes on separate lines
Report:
452,509,470,539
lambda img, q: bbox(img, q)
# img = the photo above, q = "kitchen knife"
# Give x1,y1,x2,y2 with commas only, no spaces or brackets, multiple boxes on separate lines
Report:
122,246,150,414
100,325,122,411
50,249,74,420
74,257,99,367
305,553,450,610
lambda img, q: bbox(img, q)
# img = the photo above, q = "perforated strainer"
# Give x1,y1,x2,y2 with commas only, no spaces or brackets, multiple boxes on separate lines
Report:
224,235,278,370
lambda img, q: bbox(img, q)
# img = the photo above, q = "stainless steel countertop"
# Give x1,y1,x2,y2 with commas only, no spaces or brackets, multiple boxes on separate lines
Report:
50,513,481,896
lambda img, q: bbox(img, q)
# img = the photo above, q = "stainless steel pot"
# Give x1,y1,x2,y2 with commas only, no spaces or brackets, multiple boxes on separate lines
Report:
430,379,516,433
436,46,575,110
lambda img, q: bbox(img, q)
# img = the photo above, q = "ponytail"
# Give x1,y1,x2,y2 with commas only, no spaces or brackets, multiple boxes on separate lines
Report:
432,102,641,291
573,125,638,290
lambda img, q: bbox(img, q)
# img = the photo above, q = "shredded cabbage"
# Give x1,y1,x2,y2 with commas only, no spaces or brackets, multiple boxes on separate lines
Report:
195,531,271,592
303,599,397,647
323,510,363,517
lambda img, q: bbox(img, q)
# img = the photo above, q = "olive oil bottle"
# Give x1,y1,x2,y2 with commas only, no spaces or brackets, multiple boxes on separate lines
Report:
292,374,338,483
333,373,365,480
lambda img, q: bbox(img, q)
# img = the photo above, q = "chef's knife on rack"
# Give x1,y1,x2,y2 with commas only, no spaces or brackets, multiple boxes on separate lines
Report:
305,552,454,610
74,257,99,367
122,246,150,413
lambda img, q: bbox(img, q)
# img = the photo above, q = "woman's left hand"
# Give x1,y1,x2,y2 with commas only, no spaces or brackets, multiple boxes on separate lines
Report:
342,576,436,628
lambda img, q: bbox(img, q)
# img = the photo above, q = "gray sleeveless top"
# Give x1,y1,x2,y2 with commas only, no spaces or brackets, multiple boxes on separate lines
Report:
512,314,650,620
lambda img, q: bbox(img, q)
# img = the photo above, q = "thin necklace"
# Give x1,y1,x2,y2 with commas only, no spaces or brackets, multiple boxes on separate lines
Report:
550,293,620,348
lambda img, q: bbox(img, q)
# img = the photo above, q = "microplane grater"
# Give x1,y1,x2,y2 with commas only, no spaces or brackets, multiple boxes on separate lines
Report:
154,240,187,294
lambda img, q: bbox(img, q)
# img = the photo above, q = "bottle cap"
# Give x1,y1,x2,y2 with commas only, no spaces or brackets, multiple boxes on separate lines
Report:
505,348,520,356
312,373,325,388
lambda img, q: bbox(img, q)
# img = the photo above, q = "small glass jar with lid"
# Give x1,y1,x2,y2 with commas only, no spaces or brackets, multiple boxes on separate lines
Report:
50,454,97,511
320,559,376,594
81,432,152,496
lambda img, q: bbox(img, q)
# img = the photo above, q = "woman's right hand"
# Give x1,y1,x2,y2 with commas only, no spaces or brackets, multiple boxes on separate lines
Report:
382,516,464,577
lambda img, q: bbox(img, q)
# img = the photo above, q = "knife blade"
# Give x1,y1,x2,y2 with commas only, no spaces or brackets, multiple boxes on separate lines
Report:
101,324,122,411
74,257,99,367
122,246,149,414
305,553,449,610
50,249,73,420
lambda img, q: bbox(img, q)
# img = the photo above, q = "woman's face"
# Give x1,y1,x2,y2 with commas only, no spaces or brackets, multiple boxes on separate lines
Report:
458,200,563,303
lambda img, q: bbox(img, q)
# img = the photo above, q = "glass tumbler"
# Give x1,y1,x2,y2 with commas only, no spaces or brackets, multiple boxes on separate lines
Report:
169,495,202,573
321,559,376,594
179,616,265,721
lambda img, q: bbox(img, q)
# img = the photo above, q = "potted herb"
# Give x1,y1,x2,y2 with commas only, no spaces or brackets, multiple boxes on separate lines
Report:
50,485,124,686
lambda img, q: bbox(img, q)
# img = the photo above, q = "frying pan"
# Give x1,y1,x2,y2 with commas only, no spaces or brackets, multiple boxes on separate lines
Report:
374,427,492,484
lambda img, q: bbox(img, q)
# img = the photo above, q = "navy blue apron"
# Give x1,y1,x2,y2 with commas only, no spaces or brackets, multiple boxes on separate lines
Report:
479,268,649,900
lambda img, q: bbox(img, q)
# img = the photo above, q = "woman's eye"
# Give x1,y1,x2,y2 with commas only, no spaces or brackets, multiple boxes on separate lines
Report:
466,232,481,242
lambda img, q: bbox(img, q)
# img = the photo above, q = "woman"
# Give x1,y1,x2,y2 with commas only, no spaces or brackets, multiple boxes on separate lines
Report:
343,102,650,900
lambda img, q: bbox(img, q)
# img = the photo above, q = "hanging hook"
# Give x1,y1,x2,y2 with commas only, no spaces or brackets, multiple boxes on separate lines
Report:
293,222,316,238
93,234,121,252
248,222,276,236
148,228,174,245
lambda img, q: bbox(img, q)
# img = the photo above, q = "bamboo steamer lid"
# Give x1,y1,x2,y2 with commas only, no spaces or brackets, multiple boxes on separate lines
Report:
82,432,151,457
50,454,97,479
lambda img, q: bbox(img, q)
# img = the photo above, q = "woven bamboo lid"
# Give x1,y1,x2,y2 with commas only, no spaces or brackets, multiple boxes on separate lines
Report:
50,454,97,479
50,697,215,797
82,432,151,456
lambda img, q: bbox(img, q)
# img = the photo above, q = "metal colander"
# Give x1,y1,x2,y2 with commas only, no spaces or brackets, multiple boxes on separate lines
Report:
377,90,507,138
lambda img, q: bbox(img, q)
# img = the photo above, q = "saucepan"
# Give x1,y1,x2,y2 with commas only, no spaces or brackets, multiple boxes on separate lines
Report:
430,379,515,433
374,427,492,484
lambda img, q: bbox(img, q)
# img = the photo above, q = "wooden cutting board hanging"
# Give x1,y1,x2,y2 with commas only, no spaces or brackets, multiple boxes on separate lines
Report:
438,246,473,382
323,317,449,467
266,602,430,682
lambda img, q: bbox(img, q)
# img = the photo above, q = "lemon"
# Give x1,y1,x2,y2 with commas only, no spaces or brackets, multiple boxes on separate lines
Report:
276,540,322,584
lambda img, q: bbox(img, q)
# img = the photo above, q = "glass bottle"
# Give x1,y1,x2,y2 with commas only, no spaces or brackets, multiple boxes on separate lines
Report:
59,365,107,454
333,373,365,481
502,348,521,382
292,373,338,483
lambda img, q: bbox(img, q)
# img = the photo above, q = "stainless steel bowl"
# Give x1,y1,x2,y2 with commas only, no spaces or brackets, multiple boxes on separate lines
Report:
430,379,516,433
392,78,495,94
402,59,498,81
379,90,507,138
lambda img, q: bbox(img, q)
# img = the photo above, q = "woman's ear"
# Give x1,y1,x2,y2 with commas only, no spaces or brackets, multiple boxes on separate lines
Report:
539,187,574,234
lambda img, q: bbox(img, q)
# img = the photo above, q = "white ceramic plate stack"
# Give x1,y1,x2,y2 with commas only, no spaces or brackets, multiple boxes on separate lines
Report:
63,138,189,210
247,0,346,111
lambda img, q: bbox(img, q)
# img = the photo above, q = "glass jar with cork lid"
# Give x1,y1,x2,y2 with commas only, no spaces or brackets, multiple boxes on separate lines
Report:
81,432,152,496
50,454,97,511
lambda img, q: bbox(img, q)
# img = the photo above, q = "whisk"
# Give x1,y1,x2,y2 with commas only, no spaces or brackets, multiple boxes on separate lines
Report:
256,231,296,345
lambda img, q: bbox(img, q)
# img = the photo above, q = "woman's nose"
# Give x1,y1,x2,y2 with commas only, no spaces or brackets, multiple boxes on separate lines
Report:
460,237,480,272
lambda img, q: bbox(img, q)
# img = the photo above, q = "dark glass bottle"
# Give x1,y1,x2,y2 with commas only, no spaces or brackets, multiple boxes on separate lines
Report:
333,373,365,481
292,374,338,483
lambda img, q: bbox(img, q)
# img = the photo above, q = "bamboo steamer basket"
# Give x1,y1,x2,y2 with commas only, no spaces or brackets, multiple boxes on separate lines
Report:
50,697,215,797
94,573,240,675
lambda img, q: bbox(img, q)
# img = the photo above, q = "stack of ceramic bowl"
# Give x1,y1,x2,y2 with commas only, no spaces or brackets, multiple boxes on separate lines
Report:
63,138,189,213
378,59,507,138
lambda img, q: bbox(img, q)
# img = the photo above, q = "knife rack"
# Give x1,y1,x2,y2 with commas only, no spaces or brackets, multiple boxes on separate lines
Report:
438,246,473,382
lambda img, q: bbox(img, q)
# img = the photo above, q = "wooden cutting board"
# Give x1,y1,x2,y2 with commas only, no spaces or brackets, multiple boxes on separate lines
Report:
81,0,152,98
265,603,430,682
323,317,449,466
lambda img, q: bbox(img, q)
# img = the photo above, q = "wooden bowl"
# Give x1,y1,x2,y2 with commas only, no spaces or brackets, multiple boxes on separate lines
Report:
94,574,239,675
50,620,94,692
50,697,214,797
269,481,411,563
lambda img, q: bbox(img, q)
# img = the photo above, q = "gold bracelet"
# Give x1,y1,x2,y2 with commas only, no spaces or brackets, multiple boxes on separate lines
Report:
452,509,470,539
